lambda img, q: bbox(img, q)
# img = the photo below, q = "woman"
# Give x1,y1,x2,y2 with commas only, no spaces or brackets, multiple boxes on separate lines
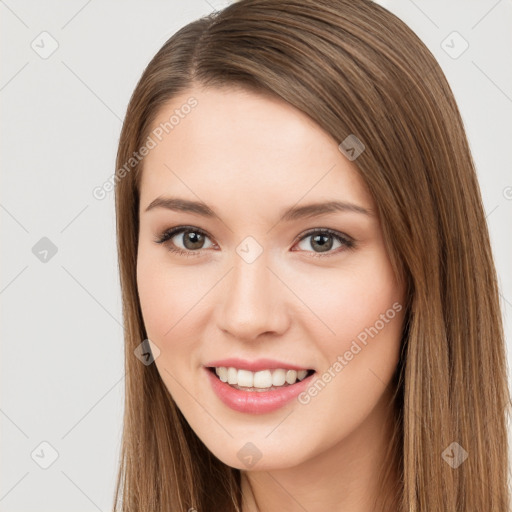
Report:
113,0,511,510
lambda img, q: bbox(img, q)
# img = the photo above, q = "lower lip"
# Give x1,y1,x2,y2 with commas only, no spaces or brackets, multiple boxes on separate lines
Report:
204,367,315,414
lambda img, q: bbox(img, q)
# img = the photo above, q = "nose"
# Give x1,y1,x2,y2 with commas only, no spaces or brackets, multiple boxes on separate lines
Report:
215,252,290,342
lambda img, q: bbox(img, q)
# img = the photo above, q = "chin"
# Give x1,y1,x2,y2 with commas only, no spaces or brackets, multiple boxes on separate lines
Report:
196,432,313,472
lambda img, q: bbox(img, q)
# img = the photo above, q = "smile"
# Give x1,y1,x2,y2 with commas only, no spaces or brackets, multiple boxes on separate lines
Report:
212,367,313,390
204,366,316,414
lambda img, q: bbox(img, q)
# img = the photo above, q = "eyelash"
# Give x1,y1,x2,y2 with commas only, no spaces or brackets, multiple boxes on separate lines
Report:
154,225,356,259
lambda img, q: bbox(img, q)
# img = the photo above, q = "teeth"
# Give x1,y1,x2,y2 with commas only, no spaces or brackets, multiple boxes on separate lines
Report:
237,369,253,388
272,369,286,386
297,370,308,381
217,367,228,382
214,367,311,389
253,370,272,388
227,367,238,385
285,369,297,384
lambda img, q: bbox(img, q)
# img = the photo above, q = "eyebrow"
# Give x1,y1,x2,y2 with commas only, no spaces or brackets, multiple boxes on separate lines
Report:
144,196,373,221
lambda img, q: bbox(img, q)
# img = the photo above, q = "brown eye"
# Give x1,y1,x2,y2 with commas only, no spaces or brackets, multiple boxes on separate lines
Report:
156,226,214,256
293,229,354,257
180,230,208,250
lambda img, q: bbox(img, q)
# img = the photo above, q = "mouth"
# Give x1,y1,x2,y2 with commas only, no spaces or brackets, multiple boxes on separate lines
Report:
206,366,316,392
205,364,316,414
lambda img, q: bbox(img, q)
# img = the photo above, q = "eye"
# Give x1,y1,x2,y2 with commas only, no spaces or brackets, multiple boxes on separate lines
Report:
292,228,355,257
155,226,215,257
155,226,355,258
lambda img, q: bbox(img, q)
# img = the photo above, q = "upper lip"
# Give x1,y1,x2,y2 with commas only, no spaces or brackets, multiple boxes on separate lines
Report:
204,358,313,372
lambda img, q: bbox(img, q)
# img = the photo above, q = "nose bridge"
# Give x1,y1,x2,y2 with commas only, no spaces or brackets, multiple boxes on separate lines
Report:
217,246,287,340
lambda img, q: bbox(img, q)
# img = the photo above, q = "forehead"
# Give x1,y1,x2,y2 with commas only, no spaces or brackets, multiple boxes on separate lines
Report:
139,86,373,214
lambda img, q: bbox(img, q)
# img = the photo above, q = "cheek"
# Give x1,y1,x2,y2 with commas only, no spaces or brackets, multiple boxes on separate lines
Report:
136,260,170,339
297,255,403,350
136,252,214,374
136,253,194,344
293,257,404,449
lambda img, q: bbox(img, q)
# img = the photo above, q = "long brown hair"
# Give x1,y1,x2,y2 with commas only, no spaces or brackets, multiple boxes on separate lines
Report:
113,1,511,510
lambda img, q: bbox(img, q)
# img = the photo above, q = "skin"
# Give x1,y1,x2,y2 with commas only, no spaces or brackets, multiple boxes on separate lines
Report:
136,84,405,511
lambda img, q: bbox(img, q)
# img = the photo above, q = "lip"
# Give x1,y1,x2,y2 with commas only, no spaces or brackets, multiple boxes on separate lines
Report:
204,358,313,372
204,366,316,414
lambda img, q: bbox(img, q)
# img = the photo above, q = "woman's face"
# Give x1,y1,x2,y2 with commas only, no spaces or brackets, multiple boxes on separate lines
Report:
137,85,405,470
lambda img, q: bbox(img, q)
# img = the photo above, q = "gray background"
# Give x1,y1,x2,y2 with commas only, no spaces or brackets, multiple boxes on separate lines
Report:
1,0,511,510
